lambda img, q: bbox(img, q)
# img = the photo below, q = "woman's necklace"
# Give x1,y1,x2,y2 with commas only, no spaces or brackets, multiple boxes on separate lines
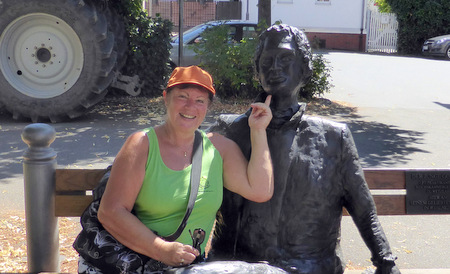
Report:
163,125,192,158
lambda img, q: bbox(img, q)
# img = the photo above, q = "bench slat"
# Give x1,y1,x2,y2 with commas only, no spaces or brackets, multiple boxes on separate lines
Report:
55,195,93,217
54,169,413,217
55,169,407,191
373,195,406,215
56,169,107,192
342,195,406,216
363,169,406,189
55,195,406,216
55,169,409,191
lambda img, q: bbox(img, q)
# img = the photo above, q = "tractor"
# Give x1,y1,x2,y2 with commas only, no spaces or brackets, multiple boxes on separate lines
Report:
0,0,148,122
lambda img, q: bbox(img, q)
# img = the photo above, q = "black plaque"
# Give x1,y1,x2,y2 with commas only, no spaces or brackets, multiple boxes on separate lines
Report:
406,170,450,214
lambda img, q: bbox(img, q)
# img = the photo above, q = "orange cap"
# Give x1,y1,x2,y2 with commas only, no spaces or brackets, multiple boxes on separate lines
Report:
166,66,215,95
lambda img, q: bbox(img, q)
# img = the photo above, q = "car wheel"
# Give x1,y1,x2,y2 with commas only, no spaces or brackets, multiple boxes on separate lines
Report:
445,45,450,60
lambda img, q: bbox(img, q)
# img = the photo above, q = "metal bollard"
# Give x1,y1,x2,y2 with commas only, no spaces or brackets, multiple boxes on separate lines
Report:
22,123,59,273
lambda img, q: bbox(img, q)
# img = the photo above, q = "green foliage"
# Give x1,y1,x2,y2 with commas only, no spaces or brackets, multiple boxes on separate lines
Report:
193,25,262,99
300,54,333,100
109,0,173,96
193,25,333,100
386,0,450,54
374,0,392,13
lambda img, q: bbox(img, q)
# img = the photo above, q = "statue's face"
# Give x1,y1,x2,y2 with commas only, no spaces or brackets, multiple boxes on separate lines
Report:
258,33,303,97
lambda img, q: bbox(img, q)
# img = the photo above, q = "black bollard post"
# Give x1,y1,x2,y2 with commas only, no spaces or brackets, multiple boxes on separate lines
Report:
22,123,59,273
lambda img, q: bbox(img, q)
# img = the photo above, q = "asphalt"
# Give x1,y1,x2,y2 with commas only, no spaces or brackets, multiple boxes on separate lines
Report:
321,51,450,272
0,51,449,272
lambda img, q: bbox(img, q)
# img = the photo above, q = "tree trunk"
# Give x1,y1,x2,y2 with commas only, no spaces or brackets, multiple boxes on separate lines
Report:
258,0,271,27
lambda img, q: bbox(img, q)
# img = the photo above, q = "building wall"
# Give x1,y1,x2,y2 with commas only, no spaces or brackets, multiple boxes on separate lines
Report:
152,1,216,31
241,0,259,22
151,1,241,32
306,32,366,52
272,0,366,34
242,0,368,51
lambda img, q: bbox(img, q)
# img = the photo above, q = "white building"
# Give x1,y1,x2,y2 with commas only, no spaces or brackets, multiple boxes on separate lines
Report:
242,0,368,51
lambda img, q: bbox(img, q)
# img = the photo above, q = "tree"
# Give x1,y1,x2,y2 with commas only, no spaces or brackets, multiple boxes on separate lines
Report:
374,0,392,13
386,0,450,54
258,0,271,27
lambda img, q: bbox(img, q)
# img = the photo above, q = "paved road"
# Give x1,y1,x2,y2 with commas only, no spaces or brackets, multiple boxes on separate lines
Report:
321,51,450,169
320,51,450,270
0,51,449,271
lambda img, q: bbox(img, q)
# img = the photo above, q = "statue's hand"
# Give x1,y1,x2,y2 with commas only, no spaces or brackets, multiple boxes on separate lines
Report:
375,264,401,274
248,95,272,130
373,254,400,274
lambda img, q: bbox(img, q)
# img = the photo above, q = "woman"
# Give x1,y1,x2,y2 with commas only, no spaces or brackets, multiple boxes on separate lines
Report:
83,66,273,272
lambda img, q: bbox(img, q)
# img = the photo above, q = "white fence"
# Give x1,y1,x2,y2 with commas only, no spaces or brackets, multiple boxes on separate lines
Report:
366,10,399,53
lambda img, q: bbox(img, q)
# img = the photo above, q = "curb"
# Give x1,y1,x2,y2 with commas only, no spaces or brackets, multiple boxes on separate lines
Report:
345,269,450,274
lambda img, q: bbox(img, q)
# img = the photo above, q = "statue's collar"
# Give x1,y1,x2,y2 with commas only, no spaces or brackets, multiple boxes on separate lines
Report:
270,103,306,129
245,102,306,130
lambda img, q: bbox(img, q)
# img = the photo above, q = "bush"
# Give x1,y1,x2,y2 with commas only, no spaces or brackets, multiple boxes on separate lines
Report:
193,25,262,99
193,25,333,100
301,54,333,100
386,0,450,55
110,0,173,96
374,0,392,13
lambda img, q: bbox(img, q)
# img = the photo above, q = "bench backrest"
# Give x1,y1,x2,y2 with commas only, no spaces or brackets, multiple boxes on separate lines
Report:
55,169,107,217
54,168,446,217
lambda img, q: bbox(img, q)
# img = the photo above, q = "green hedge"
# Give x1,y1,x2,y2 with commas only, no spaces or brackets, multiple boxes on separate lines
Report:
387,0,450,54
110,0,173,96
193,25,262,99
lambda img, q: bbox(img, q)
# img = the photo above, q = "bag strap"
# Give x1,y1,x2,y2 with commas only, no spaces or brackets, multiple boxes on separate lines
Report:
164,130,203,242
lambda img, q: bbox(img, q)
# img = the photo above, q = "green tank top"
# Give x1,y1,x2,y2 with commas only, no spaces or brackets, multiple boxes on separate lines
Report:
134,128,223,252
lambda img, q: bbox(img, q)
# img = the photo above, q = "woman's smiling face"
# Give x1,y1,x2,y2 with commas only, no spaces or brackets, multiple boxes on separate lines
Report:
164,85,210,131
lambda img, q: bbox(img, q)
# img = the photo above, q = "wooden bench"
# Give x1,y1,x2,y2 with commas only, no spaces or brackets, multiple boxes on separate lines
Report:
55,168,108,217
55,168,450,217
25,166,447,274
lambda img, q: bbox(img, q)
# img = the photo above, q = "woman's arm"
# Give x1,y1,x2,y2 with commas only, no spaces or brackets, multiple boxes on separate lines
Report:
210,95,274,203
97,131,199,266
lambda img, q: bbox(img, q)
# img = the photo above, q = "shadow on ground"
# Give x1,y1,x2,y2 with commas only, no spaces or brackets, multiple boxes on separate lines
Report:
309,98,427,167
0,97,428,184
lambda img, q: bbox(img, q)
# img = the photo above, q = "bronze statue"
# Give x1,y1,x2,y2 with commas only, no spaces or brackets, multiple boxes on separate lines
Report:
208,24,400,274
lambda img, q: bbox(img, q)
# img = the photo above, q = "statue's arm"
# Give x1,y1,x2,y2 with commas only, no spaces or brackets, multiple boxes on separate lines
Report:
206,114,248,259
206,114,240,134
340,126,400,274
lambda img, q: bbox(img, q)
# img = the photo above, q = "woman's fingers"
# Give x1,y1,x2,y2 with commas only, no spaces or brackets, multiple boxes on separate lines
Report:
249,95,272,129
160,242,199,267
264,94,272,106
178,245,200,266
251,95,272,114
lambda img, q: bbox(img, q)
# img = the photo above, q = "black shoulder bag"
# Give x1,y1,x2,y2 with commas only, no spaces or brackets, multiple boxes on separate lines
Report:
73,130,203,273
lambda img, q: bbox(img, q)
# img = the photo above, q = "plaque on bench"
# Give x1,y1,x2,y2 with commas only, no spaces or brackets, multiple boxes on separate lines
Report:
406,170,450,214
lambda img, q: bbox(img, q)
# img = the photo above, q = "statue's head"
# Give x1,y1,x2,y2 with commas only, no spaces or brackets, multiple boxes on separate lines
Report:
255,24,313,97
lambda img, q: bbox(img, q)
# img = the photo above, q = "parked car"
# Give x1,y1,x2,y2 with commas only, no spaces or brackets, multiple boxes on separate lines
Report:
422,34,450,60
170,20,258,67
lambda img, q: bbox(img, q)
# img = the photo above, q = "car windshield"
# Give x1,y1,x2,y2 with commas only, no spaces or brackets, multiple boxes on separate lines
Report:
172,23,217,44
171,21,257,45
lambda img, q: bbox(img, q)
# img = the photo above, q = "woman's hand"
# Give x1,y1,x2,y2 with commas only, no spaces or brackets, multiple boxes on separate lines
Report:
211,95,273,203
158,241,200,267
248,95,272,130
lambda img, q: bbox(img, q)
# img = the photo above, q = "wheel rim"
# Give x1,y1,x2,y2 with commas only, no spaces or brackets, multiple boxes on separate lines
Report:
0,13,83,98
447,47,450,59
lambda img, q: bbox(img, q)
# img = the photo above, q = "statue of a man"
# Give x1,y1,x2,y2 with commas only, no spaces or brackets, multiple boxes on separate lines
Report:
208,24,399,274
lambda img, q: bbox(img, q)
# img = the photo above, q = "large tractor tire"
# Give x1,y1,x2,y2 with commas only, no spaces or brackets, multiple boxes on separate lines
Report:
0,0,118,122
